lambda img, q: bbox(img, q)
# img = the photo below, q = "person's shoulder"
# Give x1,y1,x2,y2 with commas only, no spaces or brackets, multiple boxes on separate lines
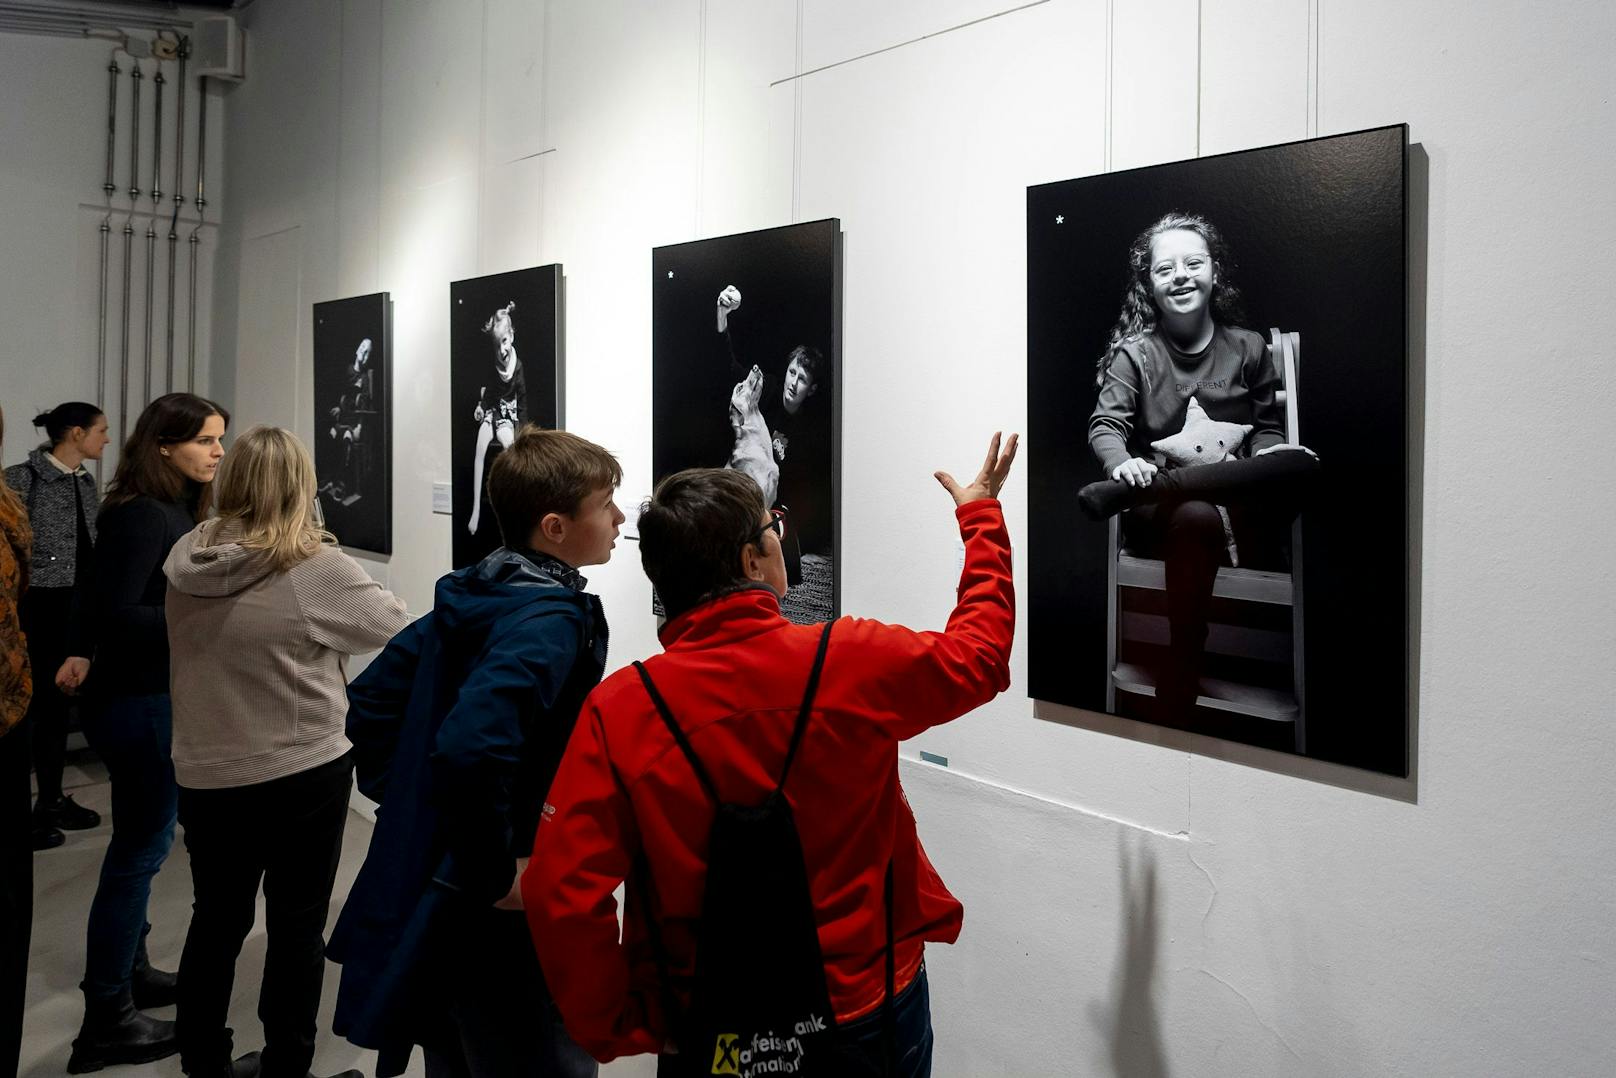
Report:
1220,324,1267,353
1115,331,1162,362
102,495,166,525
291,543,370,585
496,589,590,640
1,462,26,489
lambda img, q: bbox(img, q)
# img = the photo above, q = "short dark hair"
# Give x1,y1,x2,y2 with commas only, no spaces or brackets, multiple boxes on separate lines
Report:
639,468,765,619
486,425,622,547
786,345,828,394
105,392,230,521
32,402,104,448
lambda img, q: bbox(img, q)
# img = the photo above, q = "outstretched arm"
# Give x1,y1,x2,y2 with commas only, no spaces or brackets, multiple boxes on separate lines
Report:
833,433,1021,741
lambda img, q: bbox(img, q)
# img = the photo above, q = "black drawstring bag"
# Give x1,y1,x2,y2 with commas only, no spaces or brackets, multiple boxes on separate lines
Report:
635,621,897,1077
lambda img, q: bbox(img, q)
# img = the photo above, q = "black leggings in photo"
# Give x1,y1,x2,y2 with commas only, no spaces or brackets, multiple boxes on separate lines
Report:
1120,450,1320,715
175,754,352,1078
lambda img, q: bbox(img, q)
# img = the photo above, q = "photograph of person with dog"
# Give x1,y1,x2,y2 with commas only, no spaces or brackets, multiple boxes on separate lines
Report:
652,220,841,624
1027,126,1410,775
313,293,391,554
450,265,563,569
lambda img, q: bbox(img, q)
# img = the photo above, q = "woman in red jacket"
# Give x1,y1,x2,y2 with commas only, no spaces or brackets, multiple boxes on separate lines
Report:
524,434,1017,1076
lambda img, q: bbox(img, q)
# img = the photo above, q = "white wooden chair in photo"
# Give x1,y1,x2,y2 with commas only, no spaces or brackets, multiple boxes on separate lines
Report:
1103,327,1307,753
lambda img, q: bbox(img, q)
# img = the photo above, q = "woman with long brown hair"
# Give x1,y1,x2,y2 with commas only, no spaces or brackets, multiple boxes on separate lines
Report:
68,392,228,1074
1,404,37,1078
164,426,407,1078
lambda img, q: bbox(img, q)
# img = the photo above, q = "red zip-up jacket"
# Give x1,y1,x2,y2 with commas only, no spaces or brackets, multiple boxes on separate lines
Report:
523,499,1014,1062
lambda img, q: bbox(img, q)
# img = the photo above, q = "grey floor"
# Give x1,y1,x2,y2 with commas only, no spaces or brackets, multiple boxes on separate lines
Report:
21,747,650,1078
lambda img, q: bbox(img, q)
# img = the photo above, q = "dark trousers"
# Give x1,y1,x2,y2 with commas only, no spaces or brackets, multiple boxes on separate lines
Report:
0,720,33,1078
19,587,73,804
420,907,597,1078
80,693,177,1000
176,754,353,1078
1123,450,1318,716
655,965,934,1078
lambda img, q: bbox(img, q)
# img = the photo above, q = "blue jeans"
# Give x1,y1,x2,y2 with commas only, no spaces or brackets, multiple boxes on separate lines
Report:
420,907,597,1078
80,693,177,1000
831,964,934,1078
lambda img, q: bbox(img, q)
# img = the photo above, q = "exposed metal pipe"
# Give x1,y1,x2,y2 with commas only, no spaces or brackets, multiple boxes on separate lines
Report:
127,60,140,201
193,74,207,214
149,67,163,206
102,53,118,197
96,215,110,482
187,75,208,390
0,2,188,33
165,39,186,391
119,216,133,436
143,220,156,406
172,42,186,208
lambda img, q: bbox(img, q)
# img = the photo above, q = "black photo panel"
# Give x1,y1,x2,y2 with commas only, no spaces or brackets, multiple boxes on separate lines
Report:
313,292,391,555
449,265,563,569
652,219,842,625
1027,125,1409,775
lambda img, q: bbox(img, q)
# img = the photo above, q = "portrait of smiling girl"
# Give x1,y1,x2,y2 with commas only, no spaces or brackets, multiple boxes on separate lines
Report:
1080,211,1320,721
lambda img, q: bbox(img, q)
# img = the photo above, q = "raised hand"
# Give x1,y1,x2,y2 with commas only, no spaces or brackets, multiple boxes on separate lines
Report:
935,432,1019,507
716,285,742,332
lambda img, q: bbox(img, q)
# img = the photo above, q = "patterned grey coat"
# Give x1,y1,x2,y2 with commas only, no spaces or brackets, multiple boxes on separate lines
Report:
3,449,98,588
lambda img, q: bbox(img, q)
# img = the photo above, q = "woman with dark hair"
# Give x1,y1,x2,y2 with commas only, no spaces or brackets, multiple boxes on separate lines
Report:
1078,211,1320,719
4,401,109,850
0,405,38,1078
67,392,228,1075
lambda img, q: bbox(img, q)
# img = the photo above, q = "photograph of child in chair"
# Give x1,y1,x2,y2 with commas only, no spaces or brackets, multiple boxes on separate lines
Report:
1027,126,1410,776
450,264,562,569
313,293,391,554
653,220,841,625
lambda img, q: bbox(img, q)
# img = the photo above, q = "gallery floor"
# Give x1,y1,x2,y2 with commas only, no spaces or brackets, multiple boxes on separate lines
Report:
20,747,651,1078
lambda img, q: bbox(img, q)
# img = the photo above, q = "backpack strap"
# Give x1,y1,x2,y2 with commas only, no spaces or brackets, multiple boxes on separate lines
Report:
882,858,896,1076
776,619,834,793
634,660,722,805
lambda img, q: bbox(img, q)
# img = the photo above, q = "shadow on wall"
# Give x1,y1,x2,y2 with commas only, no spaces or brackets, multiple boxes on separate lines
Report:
1089,836,1169,1078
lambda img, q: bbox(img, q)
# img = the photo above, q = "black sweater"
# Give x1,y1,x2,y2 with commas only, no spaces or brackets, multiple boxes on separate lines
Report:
90,495,197,697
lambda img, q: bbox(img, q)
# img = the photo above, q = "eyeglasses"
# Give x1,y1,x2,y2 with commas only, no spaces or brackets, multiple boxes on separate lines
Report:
1150,254,1211,281
744,507,788,548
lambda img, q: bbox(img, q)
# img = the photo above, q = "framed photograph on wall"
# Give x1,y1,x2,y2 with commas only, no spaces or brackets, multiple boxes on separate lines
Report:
1027,125,1409,775
652,219,842,625
449,264,563,569
313,292,391,555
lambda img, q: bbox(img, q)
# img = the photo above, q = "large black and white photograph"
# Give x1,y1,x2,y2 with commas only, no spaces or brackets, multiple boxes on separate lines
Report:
653,219,841,624
450,264,562,568
313,292,391,554
1028,125,1409,775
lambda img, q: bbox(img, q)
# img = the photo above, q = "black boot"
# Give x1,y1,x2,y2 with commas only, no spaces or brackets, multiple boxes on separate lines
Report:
66,989,180,1073
30,821,65,850
132,932,178,1009
194,1050,263,1078
36,792,103,830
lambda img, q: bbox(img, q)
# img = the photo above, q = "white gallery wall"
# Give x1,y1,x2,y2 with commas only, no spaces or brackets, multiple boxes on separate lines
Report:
0,30,227,473
199,1,1616,1076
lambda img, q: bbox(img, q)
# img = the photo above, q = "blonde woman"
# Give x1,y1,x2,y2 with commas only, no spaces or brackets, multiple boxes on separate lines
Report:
164,426,409,1078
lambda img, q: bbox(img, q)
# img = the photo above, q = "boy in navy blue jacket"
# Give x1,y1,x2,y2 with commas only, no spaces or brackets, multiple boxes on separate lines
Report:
328,426,624,1078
